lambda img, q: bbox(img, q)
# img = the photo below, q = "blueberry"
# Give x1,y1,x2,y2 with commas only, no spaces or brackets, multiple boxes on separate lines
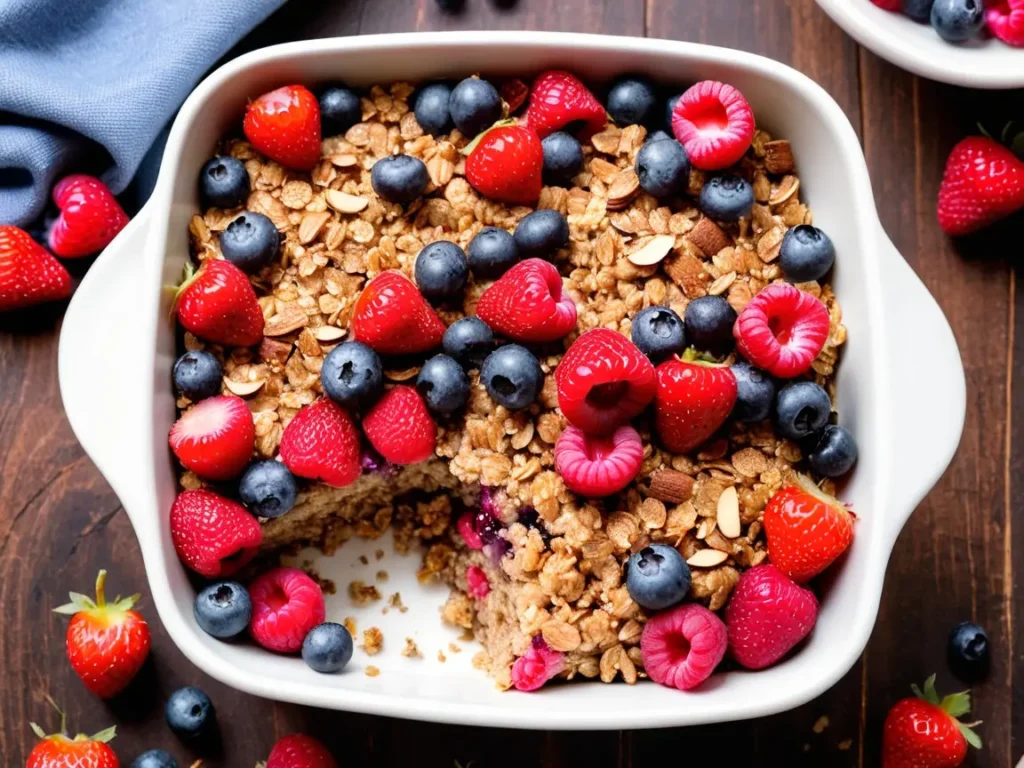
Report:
626,544,691,610
930,0,984,41
415,240,468,300
513,210,569,260
371,155,429,203
631,306,686,360
219,212,280,274
319,85,362,135
320,341,383,408
730,361,775,423
646,130,673,144
165,686,215,741
467,226,518,278
435,0,466,12
481,344,543,410
448,78,502,138
239,460,297,519
606,76,659,127
780,225,836,283
542,132,584,187
948,621,989,682
413,82,454,136
193,581,252,638
903,0,936,21
635,138,690,198
417,354,470,415
302,622,354,673
774,381,831,440
805,424,858,477
443,317,494,368
699,176,755,222
173,350,222,402
199,156,249,209
665,93,683,130
684,296,737,357
131,749,179,768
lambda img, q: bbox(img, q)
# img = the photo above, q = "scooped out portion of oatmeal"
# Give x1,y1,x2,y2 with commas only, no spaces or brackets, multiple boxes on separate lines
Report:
169,70,854,692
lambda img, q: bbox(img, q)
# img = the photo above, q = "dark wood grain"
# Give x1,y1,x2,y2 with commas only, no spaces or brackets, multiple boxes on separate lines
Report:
2,0,1021,765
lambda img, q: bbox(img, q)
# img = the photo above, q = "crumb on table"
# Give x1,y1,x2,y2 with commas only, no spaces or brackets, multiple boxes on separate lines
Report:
365,665,380,677
361,626,383,655
349,580,382,605
402,637,423,658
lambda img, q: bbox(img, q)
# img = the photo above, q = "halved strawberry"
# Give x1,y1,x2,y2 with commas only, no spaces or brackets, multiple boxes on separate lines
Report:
279,398,362,487
362,385,436,465
174,259,265,347
475,258,577,343
654,351,737,454
170,489,263,577
465,123,544,205
243,85,322,171
0,225,71,312
350,270,445,355
525,71,607,138
169,394,255,480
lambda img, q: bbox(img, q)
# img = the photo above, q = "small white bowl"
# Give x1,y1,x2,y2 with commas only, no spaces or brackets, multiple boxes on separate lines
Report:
816,0,1024,88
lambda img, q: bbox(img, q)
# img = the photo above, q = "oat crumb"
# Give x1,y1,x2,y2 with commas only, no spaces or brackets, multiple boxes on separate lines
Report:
402,637,423,658
349,580,382,605
362,626,383,655
359,555,369,565
365,665,380,677
812,715,829,734
375,549,385,561
437,650,447,663
838,739,853,751
448,642,462,654
376,569,389,582
388,592,408,613
343,616,357,636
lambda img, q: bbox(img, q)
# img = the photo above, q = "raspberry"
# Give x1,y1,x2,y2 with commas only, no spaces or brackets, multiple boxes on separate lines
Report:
362,385,437,465
266,734,339,768
524,71,607,139
987,0,1024,45
249,567,326,653
456,513,483,549
466,565,490,598
510,636,565,692
554,424,643,497
475,258,577,344
670,81,755,171
279,399,362,488
870,0,902,9
169,490,262,578
733,282,829,378
640,603,728,691
555,328,656,435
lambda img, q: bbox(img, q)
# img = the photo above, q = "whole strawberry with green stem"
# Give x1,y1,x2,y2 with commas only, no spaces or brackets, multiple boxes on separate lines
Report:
937,126,1024,236
882,675,981,768
54,569,151,699
27,699,118,768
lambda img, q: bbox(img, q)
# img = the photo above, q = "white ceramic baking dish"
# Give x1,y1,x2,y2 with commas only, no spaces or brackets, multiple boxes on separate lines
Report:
815,0,1024,89
57,32,965,729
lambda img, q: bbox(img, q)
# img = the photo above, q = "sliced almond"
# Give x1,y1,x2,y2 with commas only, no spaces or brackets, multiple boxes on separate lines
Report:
264,305,309,337
298,211,331,244
763,140,795,174
607,168,640,211
314,325,346,342
716,486,741,538
385,366,421,382
686,549,729,568
627,234,675,266
330,154,359,168
223,377,265,396
647,469,695,504
769,175,800,207
326,189,369,214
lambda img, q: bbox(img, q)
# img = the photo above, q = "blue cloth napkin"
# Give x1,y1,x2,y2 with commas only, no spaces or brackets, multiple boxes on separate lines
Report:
0,0,286,227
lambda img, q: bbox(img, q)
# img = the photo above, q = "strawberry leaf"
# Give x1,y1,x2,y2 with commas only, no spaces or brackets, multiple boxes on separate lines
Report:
940,690,972,719
29,722,47,739
957,721,983,750
913,674,942,706
89,725,116,743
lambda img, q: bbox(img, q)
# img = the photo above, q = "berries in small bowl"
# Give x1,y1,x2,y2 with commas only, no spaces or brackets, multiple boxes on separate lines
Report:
805,424,858,478
774,380,832,441
626,544,691,610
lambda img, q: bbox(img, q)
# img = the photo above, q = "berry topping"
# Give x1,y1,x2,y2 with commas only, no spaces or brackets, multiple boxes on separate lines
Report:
664,93,683,129
47,174,129,258
480,344,543,410
511,637,565,691
169,394,255,481
541,131,585,186
513,209,569,260
219,212,281,274
318,85,362,136
871,0,903,8
605,75,659,127
414,240,469,300
774,380,832,440
0,225,71,312
302,622,354,674
986,1,1024,46
456,512,483,550
805,424,858,478
174,259,265,347
132,749,178,768
684,295,738,357
640,603,728,691
170,490,262,577
698,175,754,221
165,686,215,741
733,282,830,378
670,81,755,171
200,155,250,209
194,581,252,639
350,270,446,355
239,459,298,518
631,305,687,361
320,341,383,409
932,0,986,41
635,138,690,198
555,328,656,435
449,77,503,137
371,154,429,203
279,398,362,488
249,566,326,653
475,258,577,343
937,137,1024,236
28,708,118,768
554,424,644,497
267,734,339,768
626,543,691,610
525,70,606,139
467,226,519,279
779,225,836,283
362,385,437,465
243,85,322,171
882,676,981,768
725,564,818,670
730,360,775,423
654,353,737,454
646,129,673,143
465,124,544,205
443,316,494,368
764,475,855,583
948,621,989,682
498,78,530,114
413,82,454,136
465,565,490,599
416,354,470,415
172,350,223,402
904,0,937,21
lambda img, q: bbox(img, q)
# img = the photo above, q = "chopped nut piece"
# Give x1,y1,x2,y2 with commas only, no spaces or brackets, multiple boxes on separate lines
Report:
662,249,709,297
402,637,423,658
343,616,357,636
763,140,795,174
607,169,640,211
264,305,309,337
812,715,829,734
314,325,346,342
349,580,382,606
223,377,265,396
361,627,383,655
437,650,447,663
376,570,388,582
365,665,380,677
687,217,732,257
647,469,695,503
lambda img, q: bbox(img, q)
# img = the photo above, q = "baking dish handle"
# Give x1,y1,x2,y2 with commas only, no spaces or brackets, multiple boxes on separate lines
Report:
877,228,965,540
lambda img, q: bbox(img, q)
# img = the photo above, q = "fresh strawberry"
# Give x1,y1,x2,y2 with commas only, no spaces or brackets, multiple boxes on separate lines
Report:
279,398,362,487
510,636,565,692
499,78,530,115
28,706,118,768
670,81,756,171
0,225,71,312
653,352,737,454
243,85,322,171
174,259,265,347
168,394,255,480
170,489,263,577
465,123,544,205
524,70,607,139
986,0,1024,46
763,474,855,583
725,564,818,670
733,282,830,378
882,676,981,768
53,570,151,699
350,270,445,355
937,136,1024,236
475,258,577,343
554,424,644,497
248,567,326,653
362,385,436,465
266,734,339,768
47,175,129,259
555,328,656,435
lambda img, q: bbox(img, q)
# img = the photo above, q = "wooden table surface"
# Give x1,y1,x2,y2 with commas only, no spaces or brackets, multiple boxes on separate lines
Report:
3,0,1023,765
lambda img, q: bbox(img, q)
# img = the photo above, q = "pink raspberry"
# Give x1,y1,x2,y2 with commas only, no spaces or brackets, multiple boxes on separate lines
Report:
249,567,326,653
456,513,483,550
640,603,728,691
670,81,755,171
554,424,644,497
466,565,490,598
987,0,1024,45
511,637,565,692
733,283,830,378
725,564,818,670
